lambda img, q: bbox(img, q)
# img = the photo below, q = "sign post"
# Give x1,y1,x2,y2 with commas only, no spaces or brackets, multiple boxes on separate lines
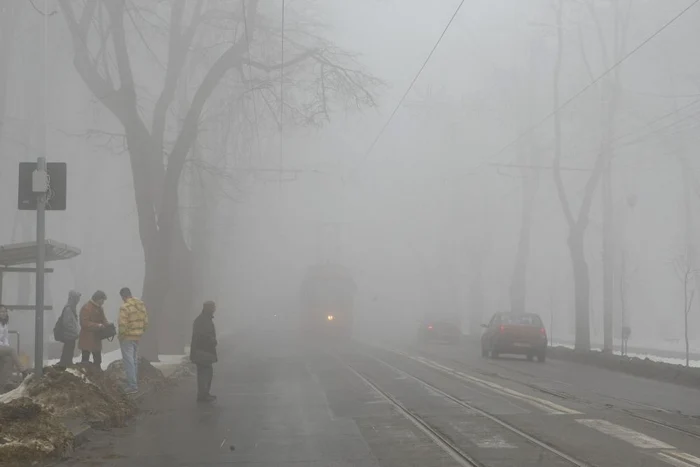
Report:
34,157,47,377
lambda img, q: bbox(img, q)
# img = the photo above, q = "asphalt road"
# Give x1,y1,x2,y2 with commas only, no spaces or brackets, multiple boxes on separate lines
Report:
57,330,700,467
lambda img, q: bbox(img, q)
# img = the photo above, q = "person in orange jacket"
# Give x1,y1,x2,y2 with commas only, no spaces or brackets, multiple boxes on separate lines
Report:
78,290,110,368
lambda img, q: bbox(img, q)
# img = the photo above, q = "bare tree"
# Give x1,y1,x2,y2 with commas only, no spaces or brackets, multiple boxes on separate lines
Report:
552,0,629,351
674,247,696,367
58,0,380,358
508,49,542,315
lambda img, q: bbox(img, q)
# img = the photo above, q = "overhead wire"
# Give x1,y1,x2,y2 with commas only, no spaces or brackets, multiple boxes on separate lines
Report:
478,0,700,170
350,0,466,177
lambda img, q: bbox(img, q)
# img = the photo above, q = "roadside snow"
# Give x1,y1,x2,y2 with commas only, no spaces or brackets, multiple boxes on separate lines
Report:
45,349,186,369
154,354,187,365
66,368,98,386
552,342,700,368
550,336,700,355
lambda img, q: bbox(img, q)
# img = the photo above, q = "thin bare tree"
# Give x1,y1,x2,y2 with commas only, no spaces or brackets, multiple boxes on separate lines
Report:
674,247,696,367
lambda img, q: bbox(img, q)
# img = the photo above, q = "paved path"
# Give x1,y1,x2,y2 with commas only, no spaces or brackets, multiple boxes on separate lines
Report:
57,330,700,467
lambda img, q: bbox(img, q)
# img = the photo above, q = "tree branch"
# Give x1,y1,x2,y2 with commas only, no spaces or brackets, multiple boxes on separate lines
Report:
159,38,249,225
104,2,137,105
247,49,318,72
58,1,125,118
152,0,190,152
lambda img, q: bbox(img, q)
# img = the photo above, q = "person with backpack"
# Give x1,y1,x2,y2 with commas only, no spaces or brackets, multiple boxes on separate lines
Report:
79,290,110,368
118,287,148,394
55,290,82,368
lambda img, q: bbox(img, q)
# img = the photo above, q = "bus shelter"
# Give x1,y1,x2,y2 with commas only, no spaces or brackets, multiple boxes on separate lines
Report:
0,240,80,385
0,240,81,309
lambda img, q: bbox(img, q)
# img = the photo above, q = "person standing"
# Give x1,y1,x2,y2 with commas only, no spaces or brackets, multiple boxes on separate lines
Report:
0,306,29,378
190,301,218,402
79,290,109,368
57,290,81,368
118,287,148,394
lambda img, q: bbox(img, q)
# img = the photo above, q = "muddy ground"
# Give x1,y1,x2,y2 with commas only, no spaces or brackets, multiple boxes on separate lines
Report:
0,359,183,466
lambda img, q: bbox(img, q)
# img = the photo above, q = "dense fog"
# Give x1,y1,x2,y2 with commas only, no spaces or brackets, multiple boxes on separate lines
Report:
1,0,699,358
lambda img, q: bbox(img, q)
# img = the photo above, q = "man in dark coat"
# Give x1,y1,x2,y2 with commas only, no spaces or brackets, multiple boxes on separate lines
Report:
57,290,81,367
190,301,218,402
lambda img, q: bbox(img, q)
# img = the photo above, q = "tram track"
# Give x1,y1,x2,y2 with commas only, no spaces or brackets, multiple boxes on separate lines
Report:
340,352,594,467
403,343,700,443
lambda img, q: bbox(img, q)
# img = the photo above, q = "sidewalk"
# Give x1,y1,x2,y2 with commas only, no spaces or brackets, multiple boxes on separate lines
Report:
52,332,385,467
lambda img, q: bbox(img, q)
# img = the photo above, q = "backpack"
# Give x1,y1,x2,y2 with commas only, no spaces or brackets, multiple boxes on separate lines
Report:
53,311,65,343
97,322,117,341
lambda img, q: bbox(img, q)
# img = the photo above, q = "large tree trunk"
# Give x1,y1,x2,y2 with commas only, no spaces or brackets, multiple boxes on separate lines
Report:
139,217,193,360
568,229,591,351
138,244,162,361
159,229,193,354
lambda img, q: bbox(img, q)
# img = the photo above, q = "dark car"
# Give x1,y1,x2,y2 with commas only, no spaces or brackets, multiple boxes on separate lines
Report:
481,312,547,362
419,312,461,344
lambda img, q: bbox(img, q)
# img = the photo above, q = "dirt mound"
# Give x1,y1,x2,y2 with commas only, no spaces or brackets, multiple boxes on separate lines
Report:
548,346,700,388
0,397,73,465
105,357,165,387
25,366,136,429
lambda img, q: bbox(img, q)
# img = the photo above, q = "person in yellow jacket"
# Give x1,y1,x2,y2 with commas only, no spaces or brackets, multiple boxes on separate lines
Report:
118,287,149,394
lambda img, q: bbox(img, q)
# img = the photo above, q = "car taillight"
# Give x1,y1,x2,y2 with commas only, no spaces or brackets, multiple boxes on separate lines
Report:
540,327,546,336
428,325,433,330
499,325,504,333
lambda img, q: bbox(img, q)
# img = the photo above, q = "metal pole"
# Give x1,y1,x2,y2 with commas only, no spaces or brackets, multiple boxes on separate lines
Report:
35,0,49,377
35,157,46,376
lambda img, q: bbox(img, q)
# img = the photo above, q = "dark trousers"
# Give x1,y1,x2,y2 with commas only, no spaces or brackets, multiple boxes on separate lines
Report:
81,350,102,367
58,340,76,367
196,364,213,397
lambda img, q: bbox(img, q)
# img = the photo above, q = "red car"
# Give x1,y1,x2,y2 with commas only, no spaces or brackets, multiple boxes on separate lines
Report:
481,312,547,362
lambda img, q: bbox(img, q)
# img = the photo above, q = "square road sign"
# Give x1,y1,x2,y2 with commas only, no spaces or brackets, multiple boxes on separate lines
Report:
18,162,67,211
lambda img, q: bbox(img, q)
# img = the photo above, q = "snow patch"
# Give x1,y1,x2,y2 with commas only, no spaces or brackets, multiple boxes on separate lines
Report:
66,368,98,386
0,376,30,403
